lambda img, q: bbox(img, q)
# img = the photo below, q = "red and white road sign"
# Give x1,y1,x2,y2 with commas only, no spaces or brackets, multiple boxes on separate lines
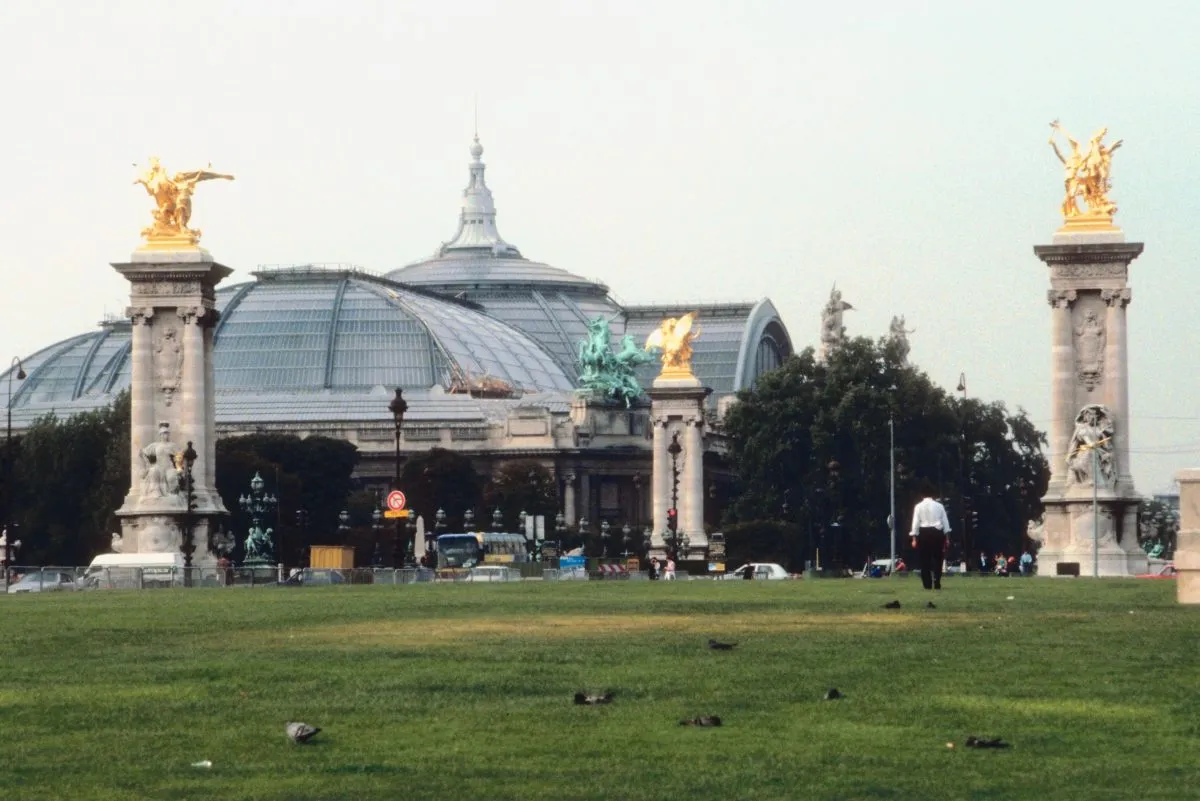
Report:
385,490,407,511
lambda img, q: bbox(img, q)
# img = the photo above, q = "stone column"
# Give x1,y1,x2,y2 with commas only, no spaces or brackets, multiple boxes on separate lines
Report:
563,472,577,528
1047,289,1076,489
125,307,156,511
651,420,667,544
579,473,591,529
1103,289,1132,487
179,306,205,490
1176,468,1200,604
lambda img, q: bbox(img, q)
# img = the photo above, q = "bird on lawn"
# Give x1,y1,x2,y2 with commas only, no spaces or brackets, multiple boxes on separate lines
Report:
286,722,321,744
574,691,614,705
708,639,737,651
679,716,722,727
823,688,843,701
964,736,1010,749
883,600,901,609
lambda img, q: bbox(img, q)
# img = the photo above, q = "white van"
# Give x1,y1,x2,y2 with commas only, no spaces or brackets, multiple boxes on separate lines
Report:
82,553,185,589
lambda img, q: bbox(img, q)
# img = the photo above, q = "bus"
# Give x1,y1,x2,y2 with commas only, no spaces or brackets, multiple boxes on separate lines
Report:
436,532,529,572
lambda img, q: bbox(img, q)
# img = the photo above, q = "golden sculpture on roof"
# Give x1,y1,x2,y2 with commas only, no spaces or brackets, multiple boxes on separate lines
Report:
1048,121,1122,227
134,157,234,250
644,312,700,378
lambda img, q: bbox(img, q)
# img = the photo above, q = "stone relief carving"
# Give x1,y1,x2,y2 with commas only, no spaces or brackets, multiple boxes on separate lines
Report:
1066,404,1115,488
1074,309,1106,390
134,280,198,296
139,422,183,503
111,532,128,553
1051,263,1126,280
154,327,183,405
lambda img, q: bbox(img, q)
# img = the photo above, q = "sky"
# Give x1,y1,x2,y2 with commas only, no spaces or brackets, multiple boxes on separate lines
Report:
0,0,1196,493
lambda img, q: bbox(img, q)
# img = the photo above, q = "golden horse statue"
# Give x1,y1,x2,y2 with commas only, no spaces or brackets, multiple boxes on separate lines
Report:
644,312,700,377
134,157,234,248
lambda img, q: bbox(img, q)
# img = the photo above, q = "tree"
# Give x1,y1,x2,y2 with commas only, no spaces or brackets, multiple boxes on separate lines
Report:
483,460,557,533
723,337,1049,570
10,392,130,565
398,448,483,535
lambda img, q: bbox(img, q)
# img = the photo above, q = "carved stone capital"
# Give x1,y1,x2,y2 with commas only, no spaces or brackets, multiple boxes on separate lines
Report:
1101,288,1132,308
1047,289,1077,309
126,306,155,325
176,305,218,327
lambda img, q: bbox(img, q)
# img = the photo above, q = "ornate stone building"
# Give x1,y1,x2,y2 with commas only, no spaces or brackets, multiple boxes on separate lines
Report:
1,137,793,533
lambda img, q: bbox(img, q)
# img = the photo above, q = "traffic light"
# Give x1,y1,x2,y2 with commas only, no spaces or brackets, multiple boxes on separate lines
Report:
667,508,678,532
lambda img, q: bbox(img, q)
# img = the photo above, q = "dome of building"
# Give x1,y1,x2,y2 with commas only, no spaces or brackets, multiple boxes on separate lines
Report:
1,267,575,429
386,137,624,378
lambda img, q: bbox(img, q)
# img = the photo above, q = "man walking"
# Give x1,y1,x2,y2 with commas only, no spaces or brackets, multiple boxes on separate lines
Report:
910,480,951,591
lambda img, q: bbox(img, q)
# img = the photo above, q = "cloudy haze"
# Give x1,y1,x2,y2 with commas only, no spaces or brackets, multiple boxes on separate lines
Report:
0,0,1196,491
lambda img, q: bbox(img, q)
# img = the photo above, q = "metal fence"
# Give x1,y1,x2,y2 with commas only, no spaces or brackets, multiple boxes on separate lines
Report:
1,565,664,593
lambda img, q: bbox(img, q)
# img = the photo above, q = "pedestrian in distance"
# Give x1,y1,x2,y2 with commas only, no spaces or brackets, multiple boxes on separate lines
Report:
910,480,951,591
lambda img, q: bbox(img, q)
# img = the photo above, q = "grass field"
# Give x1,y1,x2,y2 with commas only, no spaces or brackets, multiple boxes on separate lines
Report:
0,577,1196,800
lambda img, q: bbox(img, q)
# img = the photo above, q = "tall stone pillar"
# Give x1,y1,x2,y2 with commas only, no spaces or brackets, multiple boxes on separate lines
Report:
1032,232,1145,576
563,472,577,528
648,383,712,560
1175,468,1200,604
111,251,232,561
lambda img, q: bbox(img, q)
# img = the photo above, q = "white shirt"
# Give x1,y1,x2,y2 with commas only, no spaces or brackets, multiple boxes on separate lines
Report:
910,497,951,537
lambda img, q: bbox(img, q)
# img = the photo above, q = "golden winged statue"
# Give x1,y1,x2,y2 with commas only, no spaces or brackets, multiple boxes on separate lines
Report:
1048,121,1122,226
644,312,700,378
134,157,234,249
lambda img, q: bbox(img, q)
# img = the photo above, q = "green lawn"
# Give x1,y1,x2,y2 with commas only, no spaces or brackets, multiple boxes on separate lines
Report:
0,577,1196,800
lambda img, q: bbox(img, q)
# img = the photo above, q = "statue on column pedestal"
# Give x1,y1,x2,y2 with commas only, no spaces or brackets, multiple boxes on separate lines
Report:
133,157,234,249
139,422,183,503
644,313,700,378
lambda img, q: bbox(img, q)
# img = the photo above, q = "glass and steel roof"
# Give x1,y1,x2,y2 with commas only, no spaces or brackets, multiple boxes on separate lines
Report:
2,268,575,428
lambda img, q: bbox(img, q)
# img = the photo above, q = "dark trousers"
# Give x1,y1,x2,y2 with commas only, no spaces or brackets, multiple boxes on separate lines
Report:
917,527,945,590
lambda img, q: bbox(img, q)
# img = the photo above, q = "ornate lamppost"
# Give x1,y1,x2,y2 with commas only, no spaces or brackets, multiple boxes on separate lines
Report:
464,508,475,531
180,441,198,584
388,388,408,565
599,520,611,558
3,357,26,570
371,508,384,567
239,472,278,568
491,508,503,532
620,522,633,560
1,525,21,592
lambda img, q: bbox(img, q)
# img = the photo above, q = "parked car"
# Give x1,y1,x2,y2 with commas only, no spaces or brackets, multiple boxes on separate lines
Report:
468,565,519,582
8,569,83,594
721,563,791,580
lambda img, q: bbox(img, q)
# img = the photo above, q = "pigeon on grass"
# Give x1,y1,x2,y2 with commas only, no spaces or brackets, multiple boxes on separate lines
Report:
679,716,722,727
286,722,321,744
964,736,1010,749
883,600,901,609
707,639,737,651
574,691,614,705
823,688,843,701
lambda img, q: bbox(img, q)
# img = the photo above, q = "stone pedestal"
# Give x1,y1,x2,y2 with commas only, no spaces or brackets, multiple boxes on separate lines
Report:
110,249,231,563
648,376,711,560
1032,230,1145,576
1176,469,1200,604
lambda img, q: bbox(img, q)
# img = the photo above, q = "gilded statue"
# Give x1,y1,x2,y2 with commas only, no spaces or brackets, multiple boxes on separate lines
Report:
644,312,700,377
1049,121,1122,222
133,157,234,248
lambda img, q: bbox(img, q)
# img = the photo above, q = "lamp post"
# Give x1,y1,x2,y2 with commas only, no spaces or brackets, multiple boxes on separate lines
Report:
337,509,351,536
492,508,503,532
667,432,682,558
180,441,198,585
620,522,633,560
1,525,21,592
464,508,475,531
239,473,278,566
371,508,384,567
387,388,408,566
4,357,27,569
599,520,610,558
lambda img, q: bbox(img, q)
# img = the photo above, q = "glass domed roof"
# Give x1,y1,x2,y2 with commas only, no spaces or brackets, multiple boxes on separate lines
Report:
1,267,575,425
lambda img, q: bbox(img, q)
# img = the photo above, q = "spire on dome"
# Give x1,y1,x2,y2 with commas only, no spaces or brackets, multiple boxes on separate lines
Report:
437,136,522,258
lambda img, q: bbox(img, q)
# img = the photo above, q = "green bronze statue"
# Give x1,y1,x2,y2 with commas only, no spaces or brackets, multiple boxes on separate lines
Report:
577,317,653,407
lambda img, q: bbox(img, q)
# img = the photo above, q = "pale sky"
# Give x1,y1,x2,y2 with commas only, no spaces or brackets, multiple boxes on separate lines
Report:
0,0,1196,492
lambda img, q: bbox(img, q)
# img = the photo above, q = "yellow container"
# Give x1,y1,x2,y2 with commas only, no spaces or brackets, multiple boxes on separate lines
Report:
309,545,355,569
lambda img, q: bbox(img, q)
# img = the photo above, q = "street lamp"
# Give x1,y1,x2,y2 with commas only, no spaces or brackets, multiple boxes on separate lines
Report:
4,357,27,565
464,508,475,531
239,473,278,566
956,372,967,400
620,522,633,559
371,507,384,566
388,388,408,565
337,509,351,536
667,432,682,557
1,525,21,592
600,520,611,557
492,508,503,532
180,441,198,584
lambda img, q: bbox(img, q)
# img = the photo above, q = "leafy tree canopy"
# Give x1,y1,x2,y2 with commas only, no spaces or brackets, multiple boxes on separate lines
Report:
723,337,1048,569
